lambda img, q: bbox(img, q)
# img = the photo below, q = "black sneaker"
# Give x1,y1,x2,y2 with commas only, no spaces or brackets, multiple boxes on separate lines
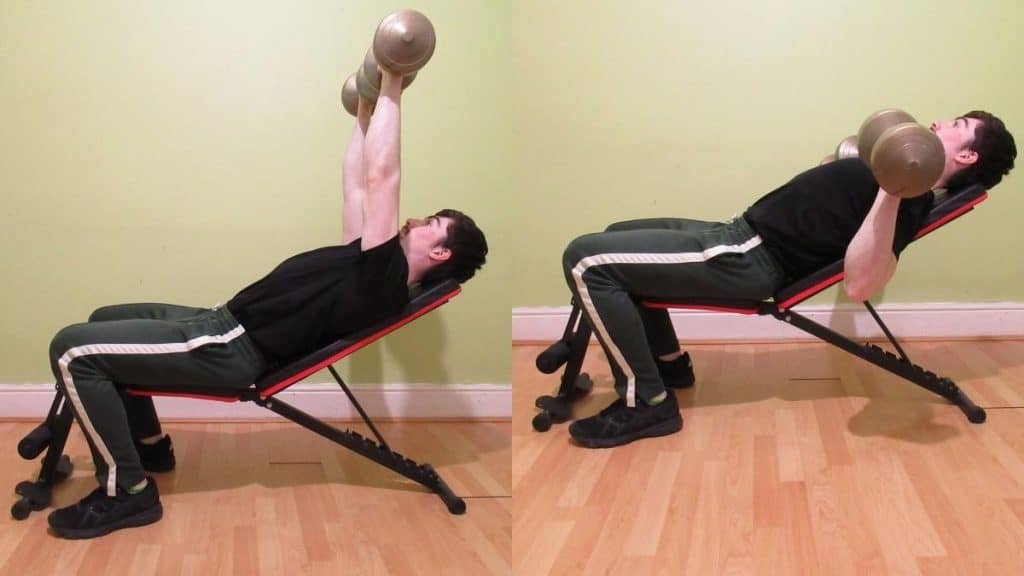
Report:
48,478,163,539
658,352,695,389
135,434,175,473
569,392,683,448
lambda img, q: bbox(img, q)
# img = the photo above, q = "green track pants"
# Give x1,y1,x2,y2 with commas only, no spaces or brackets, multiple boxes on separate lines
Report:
562,217,787,407
49,303,266,495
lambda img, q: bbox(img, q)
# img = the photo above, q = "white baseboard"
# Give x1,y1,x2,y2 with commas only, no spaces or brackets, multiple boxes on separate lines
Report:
0,383,511,421
512,302,1024,343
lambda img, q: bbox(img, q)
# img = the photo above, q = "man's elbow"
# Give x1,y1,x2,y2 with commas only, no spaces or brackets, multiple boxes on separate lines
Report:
843,278,873,302
364,166,400,193
843,257,896,302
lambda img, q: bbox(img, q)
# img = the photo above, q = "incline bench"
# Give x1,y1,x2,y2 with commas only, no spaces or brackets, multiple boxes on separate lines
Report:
533,184,989,431
13,279,467,520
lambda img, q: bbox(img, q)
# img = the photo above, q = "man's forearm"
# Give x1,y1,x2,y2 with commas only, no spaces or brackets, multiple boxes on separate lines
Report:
363,72,402,189
342,100,372,243
359,71,403,249
843,189,900,301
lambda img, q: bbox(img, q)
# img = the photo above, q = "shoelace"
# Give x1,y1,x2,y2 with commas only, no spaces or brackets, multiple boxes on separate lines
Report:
77,488,118,513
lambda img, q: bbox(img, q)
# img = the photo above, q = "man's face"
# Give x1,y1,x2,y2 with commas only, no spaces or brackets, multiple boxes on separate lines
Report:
929,116,982,185
930,116,981,159
400,214,453,255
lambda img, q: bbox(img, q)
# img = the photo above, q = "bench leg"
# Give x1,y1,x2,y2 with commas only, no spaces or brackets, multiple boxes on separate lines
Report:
257,396,467,515
774,308,986,423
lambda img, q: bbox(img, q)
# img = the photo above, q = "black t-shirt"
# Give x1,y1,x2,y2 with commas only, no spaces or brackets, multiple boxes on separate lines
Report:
742,159,933,281
226,235,409,368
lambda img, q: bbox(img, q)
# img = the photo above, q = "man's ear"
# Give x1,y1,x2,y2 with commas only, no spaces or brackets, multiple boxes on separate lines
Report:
429,246,452,263
957,148,979,166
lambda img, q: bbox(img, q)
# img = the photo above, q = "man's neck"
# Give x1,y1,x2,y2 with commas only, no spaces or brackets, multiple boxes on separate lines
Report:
401,245,424,286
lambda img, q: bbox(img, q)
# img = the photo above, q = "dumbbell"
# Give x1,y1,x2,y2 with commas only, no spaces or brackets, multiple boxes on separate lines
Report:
340,74,359,116
356,66,380,102
362,49,417,93
857,109,944,198
830,112,917,163
835,135,859,160
373,10,436,76
819,134,857,165
339,72,376,117
339,56,402,116
341,10,436,116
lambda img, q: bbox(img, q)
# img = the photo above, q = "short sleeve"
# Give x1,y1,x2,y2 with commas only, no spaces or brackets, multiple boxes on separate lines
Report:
360,234,408,287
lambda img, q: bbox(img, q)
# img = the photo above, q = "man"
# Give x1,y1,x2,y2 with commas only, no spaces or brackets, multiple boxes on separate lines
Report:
46,69,487,538
563,111,1015,449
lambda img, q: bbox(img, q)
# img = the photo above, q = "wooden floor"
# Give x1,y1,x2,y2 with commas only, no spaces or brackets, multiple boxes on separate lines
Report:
513,340,1024,575
5,341,1024,575
2,420,511,576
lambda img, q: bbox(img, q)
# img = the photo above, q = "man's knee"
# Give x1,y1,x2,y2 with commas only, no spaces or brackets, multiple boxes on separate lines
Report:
88,305,120,323
88,307,108,322
49,323,90,361
562,235,593,273
604,220,631,232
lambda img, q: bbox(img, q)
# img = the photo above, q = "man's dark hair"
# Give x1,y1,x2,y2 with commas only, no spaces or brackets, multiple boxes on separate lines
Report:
420,208,488,285
945,110,1016,191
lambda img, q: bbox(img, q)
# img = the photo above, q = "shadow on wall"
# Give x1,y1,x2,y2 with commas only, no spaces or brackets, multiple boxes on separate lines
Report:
345,312,474,419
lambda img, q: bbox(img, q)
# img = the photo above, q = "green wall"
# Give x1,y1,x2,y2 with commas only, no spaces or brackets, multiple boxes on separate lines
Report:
510,0,1023,306
3,1,1022,384
0,1,511,384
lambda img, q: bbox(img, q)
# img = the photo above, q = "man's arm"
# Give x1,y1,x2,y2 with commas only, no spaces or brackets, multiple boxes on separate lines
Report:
843,189,900,301
341,98,372,244
360,70,402,251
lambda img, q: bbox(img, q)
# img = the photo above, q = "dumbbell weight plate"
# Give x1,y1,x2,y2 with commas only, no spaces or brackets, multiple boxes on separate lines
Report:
857,109,916,167
835,134,859,159
870,123,944,198
340,74,359,116
355,66,380,102
372,10,436,75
